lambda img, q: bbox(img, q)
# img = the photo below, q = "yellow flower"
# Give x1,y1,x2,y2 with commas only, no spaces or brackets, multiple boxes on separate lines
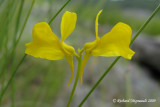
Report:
80,10,135,85
25,11,77,86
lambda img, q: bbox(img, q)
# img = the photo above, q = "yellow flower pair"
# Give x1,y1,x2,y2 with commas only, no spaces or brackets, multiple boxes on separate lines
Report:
25,10,135,86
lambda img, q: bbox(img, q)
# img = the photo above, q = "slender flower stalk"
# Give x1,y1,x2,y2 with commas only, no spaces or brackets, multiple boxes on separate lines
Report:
78,3,160,107
0,0,71,104
67,51,82,107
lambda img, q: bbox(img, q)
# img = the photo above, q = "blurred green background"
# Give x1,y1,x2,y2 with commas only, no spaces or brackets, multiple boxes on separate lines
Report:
0,0,160,107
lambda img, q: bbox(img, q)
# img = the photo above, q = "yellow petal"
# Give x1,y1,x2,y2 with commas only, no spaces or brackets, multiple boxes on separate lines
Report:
61,11,77,41
80,53,91,85
62,42,76,55
84,39,99,54
62,42,75,86
80,10,103,83
82,10,102,55
95,10,102,39
25,22,65,60
91,22,135,59
66,55,74,86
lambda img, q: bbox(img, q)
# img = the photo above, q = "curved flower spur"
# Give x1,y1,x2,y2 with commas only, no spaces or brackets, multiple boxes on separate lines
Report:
80,10,135,85
25,11,77,86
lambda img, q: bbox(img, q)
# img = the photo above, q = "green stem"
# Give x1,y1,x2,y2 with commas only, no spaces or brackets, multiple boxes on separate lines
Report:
15,0,35,47
0,0,71,77
79,57,120,107
130,4,160,45
0,0,35,78
13,0,25,44
0,0,35,103
0,0,13,77
48,0,71,25
11,1,25,106
0,0,71,104
0,54,27,104
67,55,82,107
78,4,160,107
